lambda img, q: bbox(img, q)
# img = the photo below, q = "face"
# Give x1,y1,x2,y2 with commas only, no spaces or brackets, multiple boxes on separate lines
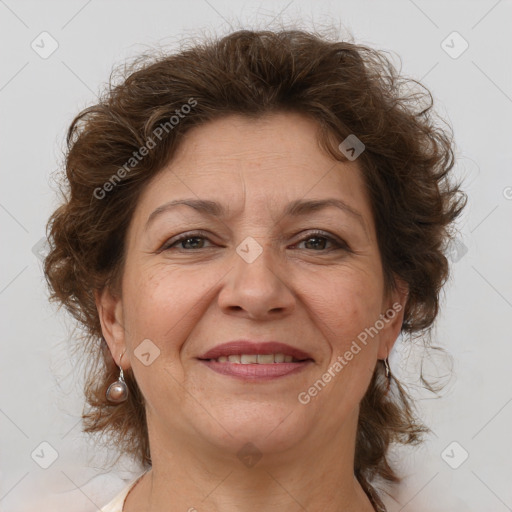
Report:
97,112,407,460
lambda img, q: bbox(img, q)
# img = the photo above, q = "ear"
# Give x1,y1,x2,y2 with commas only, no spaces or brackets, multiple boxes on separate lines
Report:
377,277,409,360
94,287,128,369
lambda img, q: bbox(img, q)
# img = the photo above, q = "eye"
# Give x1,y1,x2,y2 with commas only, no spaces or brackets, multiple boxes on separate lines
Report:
161,231,214,251
292,230,349,252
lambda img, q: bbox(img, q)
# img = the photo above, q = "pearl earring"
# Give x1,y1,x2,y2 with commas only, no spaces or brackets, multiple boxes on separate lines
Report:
106,353,129,403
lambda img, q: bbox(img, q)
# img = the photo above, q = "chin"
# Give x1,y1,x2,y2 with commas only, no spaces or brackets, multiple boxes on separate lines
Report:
195,402,310,458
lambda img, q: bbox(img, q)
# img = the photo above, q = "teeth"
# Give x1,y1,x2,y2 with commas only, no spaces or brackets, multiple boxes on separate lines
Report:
212,353,301,364
257,354,274,364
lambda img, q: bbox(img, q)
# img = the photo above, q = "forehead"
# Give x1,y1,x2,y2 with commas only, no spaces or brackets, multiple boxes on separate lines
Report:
133,112,373,226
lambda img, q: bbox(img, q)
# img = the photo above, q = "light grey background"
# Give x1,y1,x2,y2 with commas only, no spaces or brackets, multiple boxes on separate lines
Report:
1,1,511,511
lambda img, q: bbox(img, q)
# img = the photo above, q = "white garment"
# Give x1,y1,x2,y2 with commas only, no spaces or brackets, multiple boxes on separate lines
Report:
100,473,145,512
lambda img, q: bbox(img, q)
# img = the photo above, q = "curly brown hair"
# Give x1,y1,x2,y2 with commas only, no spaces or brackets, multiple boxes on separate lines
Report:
43,28,466,509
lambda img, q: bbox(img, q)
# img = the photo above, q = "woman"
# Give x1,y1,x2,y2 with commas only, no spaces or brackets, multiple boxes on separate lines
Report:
44,28,466,511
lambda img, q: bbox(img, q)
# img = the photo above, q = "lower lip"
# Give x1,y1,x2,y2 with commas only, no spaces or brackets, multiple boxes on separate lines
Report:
198,360,313,380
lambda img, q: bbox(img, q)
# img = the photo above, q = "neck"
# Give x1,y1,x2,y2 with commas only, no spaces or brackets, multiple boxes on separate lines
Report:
124,410,375,512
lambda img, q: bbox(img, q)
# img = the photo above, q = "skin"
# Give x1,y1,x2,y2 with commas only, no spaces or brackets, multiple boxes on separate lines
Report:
96,112,408,512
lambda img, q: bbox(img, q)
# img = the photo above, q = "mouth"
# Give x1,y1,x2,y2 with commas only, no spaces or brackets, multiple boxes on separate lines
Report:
197,341,314,380
201,353,309,363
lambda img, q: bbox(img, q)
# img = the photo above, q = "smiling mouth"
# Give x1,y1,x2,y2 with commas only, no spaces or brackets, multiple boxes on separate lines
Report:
199,353,313,364
198,353,314,380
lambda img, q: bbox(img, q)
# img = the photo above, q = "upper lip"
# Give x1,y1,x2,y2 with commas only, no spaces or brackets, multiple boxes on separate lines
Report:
198,341,314,361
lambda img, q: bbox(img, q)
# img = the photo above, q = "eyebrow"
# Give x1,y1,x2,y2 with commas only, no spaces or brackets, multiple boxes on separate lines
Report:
145,197,365,229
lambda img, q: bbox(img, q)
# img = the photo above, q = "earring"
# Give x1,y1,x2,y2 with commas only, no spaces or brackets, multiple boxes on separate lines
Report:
384,357,391,379
106,353,129,403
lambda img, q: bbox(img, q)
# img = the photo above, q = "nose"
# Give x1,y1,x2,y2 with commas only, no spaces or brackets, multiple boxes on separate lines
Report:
217,241,295,320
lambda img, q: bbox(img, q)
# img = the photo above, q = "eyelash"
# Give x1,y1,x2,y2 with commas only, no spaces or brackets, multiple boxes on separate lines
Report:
160,230,350,253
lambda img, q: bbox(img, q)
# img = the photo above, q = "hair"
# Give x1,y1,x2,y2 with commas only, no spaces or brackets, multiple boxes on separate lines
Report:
43,27,466,509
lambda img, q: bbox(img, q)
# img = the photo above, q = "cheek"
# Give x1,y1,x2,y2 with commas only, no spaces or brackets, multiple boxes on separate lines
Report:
309,267,383,393
121,266,209,409
122,265,205,352
296,273,383,428
315,267,383,343
121,261,235,362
